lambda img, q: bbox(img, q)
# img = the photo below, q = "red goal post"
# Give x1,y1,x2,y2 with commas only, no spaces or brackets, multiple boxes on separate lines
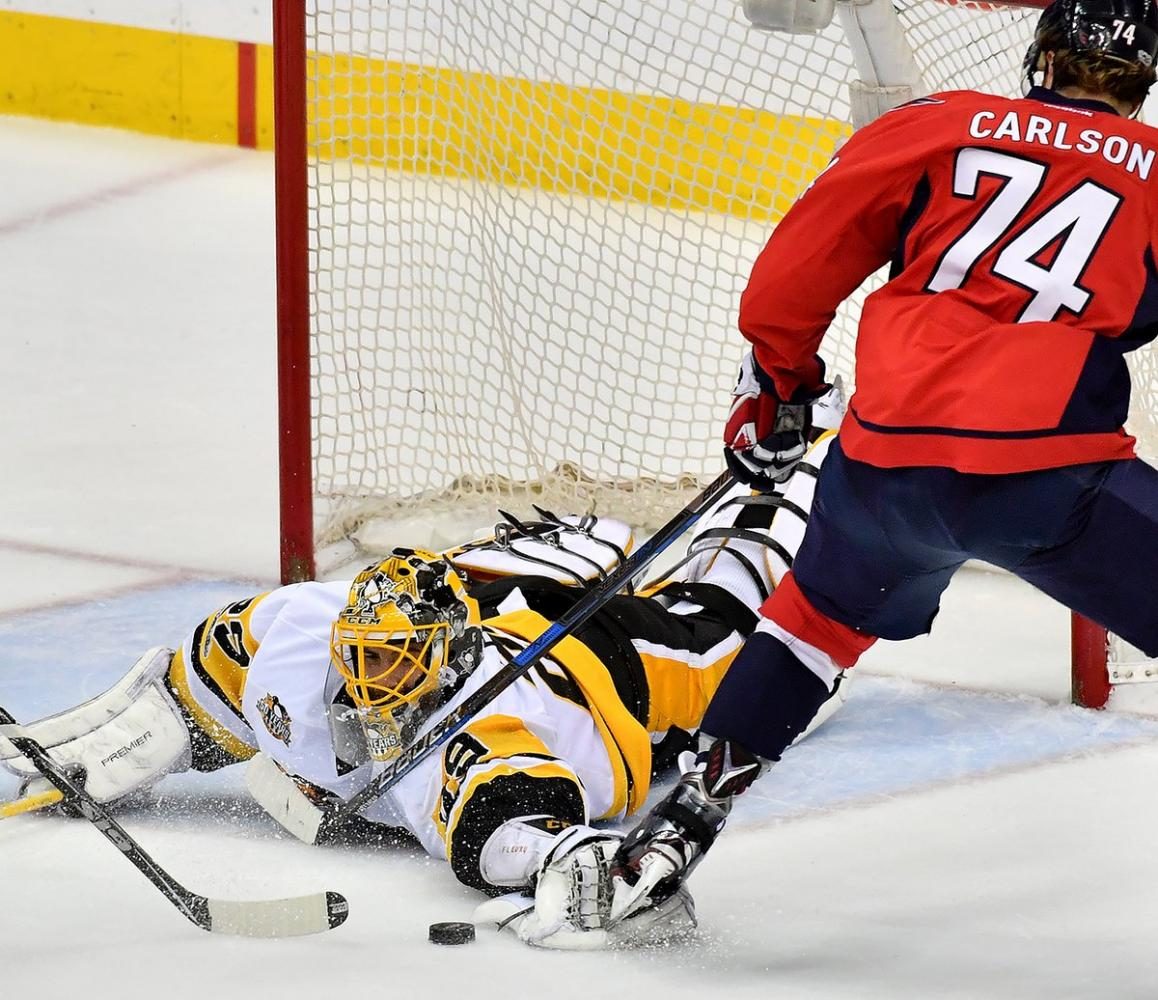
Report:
273,0,1153,709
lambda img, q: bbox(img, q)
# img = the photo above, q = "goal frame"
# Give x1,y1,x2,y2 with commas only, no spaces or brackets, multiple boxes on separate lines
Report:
271,0,1119,709
274,0,314,584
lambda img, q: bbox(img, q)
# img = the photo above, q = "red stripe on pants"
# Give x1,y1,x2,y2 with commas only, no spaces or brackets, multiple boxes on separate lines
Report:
760,571,876,669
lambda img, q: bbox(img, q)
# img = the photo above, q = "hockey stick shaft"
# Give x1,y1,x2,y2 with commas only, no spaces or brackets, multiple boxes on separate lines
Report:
0,706,349,936
315,468,736,841
0,705,210,924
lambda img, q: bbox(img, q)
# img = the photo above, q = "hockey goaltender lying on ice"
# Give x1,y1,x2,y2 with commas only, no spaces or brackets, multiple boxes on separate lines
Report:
0,398,846,949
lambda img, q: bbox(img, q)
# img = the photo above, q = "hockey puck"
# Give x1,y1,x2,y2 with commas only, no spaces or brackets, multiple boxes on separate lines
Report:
428,921,475,945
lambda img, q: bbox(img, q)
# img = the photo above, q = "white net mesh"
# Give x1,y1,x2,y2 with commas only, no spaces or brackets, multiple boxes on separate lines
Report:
302,0,1156,562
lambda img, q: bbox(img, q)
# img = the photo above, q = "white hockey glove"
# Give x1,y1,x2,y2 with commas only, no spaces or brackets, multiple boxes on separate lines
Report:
475,822,697,949
519,824,621,946
724,350,830,490
0,648,192,809
609,738,767,926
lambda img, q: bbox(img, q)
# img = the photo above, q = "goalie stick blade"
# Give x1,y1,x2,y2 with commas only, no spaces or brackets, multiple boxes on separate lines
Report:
245,752,324,844
0,706,350,939
205,890,349,938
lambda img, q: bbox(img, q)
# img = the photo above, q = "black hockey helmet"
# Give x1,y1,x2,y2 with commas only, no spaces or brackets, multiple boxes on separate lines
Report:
1024,0,1158,90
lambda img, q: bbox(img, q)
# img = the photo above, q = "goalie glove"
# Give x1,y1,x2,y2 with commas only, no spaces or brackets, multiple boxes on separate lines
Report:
724,350,829,490
608,737,768,926
514,824,621,946
475,823,697,950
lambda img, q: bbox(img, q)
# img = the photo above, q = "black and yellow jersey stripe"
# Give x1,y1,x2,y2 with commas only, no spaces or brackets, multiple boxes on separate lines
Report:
166,594,268,768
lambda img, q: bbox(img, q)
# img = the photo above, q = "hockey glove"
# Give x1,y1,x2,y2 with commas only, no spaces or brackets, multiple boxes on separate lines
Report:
608,737,767,926
491,824,620,948
724,350,828,490
475,823,697,950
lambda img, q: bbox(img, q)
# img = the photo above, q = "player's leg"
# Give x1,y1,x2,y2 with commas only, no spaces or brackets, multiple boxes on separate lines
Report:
635,434,850,745
701,436,970,758
610,439,972,922
1002,457,1158,655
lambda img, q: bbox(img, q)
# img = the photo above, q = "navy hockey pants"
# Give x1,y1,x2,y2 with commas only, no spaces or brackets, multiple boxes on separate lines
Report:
792,437,1158,656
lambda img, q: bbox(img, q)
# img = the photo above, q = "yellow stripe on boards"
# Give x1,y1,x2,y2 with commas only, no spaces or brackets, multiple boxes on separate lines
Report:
0,12,849,221
311,57,847,222
0,12,239,144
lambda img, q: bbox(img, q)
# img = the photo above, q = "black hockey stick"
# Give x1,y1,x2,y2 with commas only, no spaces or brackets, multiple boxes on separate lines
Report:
0,706,349,937
305,468,737,843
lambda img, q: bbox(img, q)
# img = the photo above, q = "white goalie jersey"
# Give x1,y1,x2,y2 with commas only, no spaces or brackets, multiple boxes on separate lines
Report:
165,562,746,890
0,434,845,896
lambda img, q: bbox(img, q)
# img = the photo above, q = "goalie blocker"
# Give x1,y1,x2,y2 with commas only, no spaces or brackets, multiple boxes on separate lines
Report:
0,647,192,807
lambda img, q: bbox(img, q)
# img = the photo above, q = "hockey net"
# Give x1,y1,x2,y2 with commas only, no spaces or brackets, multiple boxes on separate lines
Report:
274,0,1157,706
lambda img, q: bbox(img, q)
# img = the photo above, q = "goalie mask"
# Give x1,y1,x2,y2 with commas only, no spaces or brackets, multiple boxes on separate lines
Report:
1024,0,1158,91
330,549,482,762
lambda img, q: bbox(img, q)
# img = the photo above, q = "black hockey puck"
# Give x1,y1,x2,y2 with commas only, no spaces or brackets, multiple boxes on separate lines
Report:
428,921,475,945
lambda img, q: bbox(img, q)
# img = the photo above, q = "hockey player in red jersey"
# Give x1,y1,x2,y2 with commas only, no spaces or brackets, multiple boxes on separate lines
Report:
607,0,1158,930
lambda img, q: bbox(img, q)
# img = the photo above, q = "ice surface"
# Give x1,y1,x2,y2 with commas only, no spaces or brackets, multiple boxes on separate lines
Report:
4,116,1158,999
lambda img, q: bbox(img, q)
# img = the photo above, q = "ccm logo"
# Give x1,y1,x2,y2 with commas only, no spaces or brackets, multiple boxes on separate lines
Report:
100,731,153,767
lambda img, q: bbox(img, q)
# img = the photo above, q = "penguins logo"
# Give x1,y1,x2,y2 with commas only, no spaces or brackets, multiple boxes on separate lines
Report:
345,571,421,625
257,693,293,745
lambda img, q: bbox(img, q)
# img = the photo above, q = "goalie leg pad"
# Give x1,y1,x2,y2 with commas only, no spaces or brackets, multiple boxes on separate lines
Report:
668,434,836,610
0,647,192,804
447,512,635,587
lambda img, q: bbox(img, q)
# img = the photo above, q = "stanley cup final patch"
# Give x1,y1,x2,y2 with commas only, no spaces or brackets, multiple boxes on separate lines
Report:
257,693,293,745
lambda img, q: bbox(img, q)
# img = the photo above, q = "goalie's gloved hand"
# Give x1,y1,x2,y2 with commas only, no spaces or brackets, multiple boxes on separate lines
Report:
608,736,768,926
480,823,699,950
724,350,829,490
514,825,622,945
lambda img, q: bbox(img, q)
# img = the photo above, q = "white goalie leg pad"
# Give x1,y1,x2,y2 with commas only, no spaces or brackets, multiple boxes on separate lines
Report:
672,433,837,608
447,514,635,586
0,647,192,803
670,381,844,609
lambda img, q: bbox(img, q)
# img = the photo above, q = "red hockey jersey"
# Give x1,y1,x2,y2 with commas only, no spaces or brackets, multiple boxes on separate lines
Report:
740,87,1158,473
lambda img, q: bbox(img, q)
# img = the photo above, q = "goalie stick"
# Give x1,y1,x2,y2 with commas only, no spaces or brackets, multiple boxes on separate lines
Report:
0,705,349,937
254,469,737,846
